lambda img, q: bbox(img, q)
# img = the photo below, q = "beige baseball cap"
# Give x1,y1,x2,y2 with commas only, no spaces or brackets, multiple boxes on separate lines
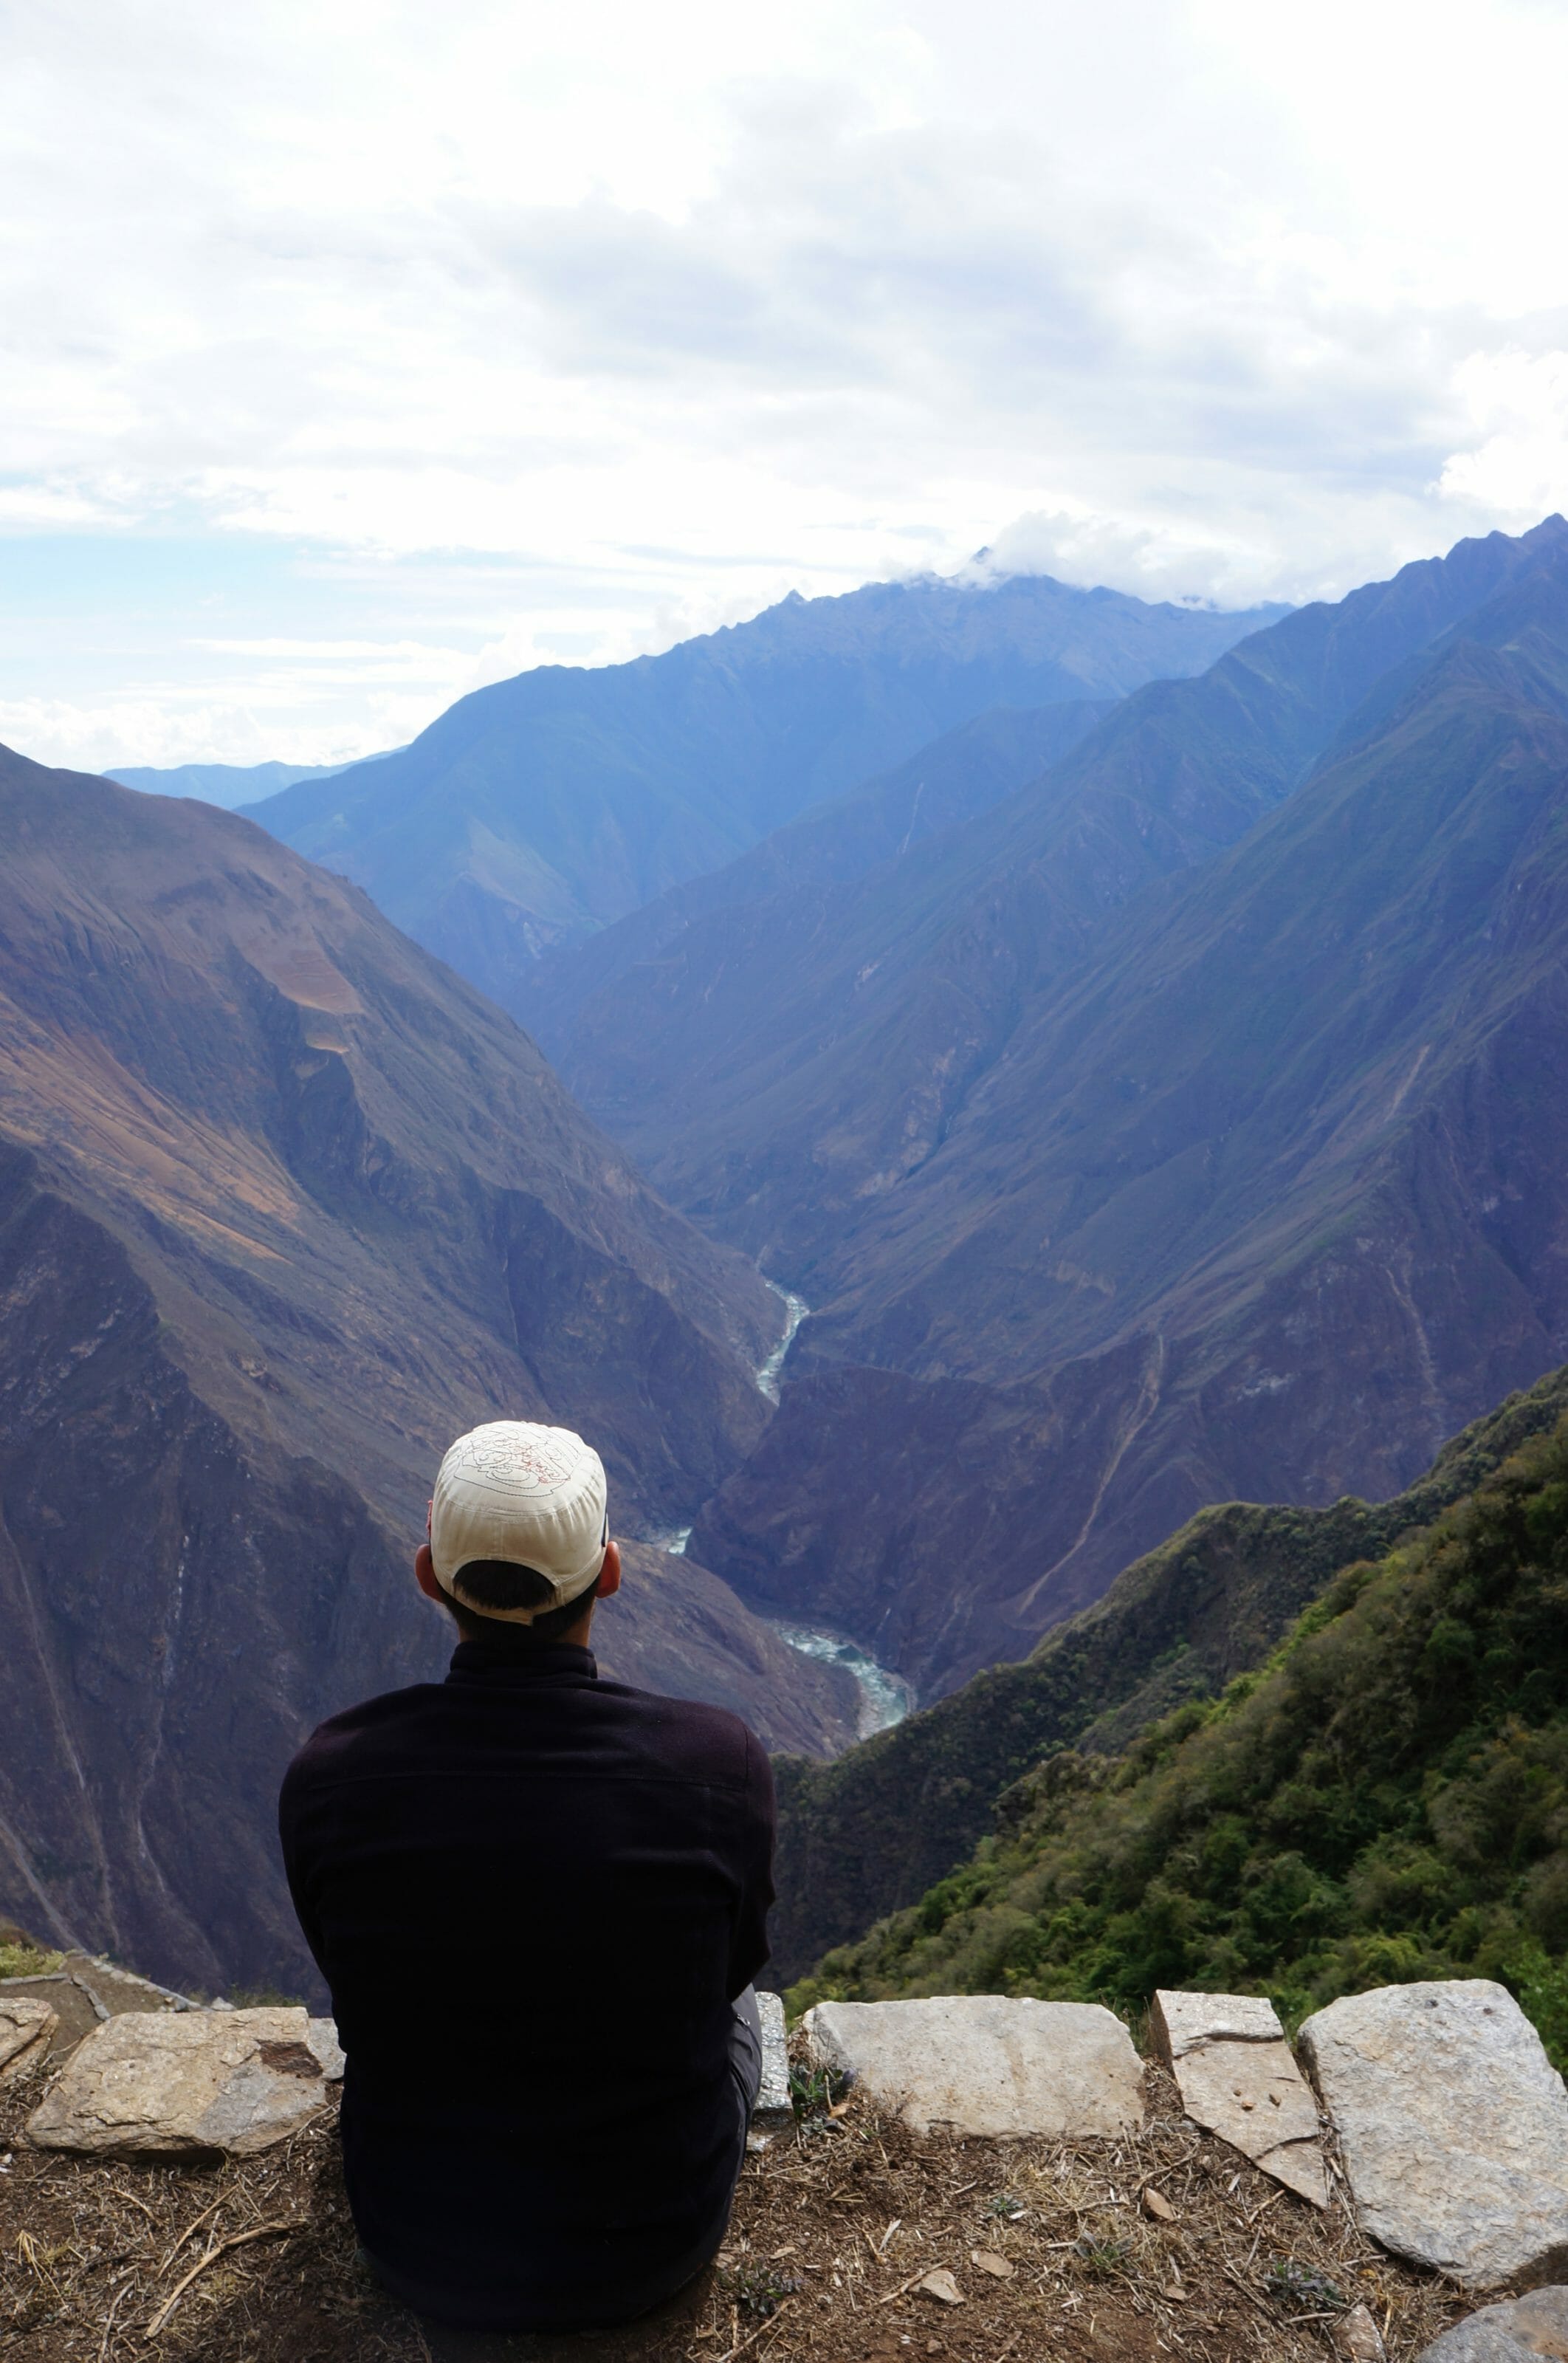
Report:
430,1420,608,1625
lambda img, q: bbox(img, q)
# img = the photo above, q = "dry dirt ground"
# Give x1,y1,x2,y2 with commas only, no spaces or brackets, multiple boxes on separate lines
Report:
1,2055,1489,2363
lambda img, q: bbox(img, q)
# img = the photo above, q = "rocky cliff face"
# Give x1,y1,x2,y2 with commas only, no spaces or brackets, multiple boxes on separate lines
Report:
0,750,853,1995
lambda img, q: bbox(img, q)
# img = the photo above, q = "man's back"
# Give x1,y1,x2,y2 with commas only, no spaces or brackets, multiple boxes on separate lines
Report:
279,1636,775,2331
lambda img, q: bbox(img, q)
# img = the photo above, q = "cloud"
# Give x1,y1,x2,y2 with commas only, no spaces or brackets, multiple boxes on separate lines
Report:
961,509,1266,607
1438,351,1568,522
5,0,1568,759
0,690,419,776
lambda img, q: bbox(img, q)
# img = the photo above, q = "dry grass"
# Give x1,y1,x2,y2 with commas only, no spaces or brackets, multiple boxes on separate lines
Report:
1,2048,1486,2362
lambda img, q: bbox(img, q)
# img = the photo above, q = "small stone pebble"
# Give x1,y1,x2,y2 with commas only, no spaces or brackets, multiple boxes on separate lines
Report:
917,2268,963,2306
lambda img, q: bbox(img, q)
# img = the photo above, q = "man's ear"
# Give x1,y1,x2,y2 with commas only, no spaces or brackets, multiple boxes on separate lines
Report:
596,1539,622,1599
415,1541,444,1604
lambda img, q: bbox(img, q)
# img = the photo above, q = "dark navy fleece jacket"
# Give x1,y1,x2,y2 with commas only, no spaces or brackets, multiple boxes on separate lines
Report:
278,1639,775,2329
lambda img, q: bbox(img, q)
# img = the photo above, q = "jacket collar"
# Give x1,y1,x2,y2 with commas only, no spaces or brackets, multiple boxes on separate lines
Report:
445,1640,598,1684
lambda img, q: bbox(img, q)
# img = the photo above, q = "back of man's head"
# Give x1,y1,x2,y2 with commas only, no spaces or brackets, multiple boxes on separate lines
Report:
428,1421,610,1643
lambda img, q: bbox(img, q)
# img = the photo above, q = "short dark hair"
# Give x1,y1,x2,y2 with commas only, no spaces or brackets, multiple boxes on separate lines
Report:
440,1559,597,1645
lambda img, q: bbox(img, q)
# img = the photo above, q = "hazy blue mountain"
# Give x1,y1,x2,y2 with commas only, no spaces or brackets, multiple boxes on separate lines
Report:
106,750,397,811
242,572,1286,1011
673,524,1568,1700
551,522,1568,1275
519,699,1113,1060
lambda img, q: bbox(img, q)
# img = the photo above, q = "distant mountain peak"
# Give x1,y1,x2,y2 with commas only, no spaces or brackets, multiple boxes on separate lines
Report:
242,567,1286,1008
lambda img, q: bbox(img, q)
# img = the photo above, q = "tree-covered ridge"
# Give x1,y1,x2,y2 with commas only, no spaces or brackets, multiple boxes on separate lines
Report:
763,1362,1568,1983
791,1414,1568,2068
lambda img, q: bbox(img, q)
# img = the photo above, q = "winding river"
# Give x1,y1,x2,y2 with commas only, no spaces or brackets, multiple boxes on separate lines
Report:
651,1279,915,1743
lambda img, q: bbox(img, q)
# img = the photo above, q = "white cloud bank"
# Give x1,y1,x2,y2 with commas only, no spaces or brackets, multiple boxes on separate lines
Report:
3,0,1568,764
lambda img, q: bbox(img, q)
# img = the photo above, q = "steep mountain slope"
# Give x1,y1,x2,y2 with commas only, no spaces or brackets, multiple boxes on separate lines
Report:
553,520,1568,1269
519,699,1110,1064
243,573,1283,1006
0,750,855,1997
794,1385,1568,2075
762,1365,1568,1982
689,532,1568,1698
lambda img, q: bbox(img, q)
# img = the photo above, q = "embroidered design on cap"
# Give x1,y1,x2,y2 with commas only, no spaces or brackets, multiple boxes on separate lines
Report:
447,1427,580,1495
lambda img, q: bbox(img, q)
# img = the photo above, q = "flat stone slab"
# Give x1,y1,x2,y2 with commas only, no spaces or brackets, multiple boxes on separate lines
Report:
25,2006,331,2157
1415,2286,1568,2359
1300,1980,1568,2288
801,1995,1144,2139
1156,1991,1285,2054
1152,1989,1327,2206
753,1992,790,2123
0,1998,58,2082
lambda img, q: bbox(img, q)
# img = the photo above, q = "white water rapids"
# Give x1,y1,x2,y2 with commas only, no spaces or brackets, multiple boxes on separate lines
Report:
766,1622,913,1738
755,1281,808,1405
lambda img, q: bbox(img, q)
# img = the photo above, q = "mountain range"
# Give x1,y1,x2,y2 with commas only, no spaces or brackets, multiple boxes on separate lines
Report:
0,752,857,1997
522,518,1568,1700
240,572,1285,1009
106,753,396,812
18,515,1568,2005
540,519,1568,1270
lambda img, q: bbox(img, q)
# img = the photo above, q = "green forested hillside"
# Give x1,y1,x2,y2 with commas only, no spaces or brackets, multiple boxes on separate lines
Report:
766,1364,1568,1981
791,1407,1568,2067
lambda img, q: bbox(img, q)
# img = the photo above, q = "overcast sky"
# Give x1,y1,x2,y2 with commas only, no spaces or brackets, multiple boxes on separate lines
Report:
5,0,1568,770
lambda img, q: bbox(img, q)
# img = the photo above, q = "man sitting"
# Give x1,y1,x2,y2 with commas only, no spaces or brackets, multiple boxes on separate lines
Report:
278,1419,776,2333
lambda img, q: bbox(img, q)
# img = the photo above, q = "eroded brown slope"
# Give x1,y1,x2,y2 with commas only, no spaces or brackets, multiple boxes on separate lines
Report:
0,750,855,1994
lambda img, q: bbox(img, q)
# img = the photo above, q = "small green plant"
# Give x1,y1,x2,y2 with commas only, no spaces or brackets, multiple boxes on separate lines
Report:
0,1938,65,1979
224,1985,304,2009
1265,2257,1346,2313
983,2191,1025,2220
788,2060,849,2119
1073,2234,1131,2277
719,2261,802,2318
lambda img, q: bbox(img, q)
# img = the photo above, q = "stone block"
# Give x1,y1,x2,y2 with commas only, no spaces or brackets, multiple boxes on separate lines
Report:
0,1998,58,2082
1152,1988,1327,2206
306,2017,345,2082
25,2005,331,2157
754,1992,790,2123
801,1995,1144,2139
1155,1990,1284,2055
1414,2286,1568,2359
1300,1980,1568,2288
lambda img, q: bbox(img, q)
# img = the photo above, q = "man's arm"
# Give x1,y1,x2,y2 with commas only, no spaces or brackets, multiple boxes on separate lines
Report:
729,1731,777,1999
277,1752,330,1983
